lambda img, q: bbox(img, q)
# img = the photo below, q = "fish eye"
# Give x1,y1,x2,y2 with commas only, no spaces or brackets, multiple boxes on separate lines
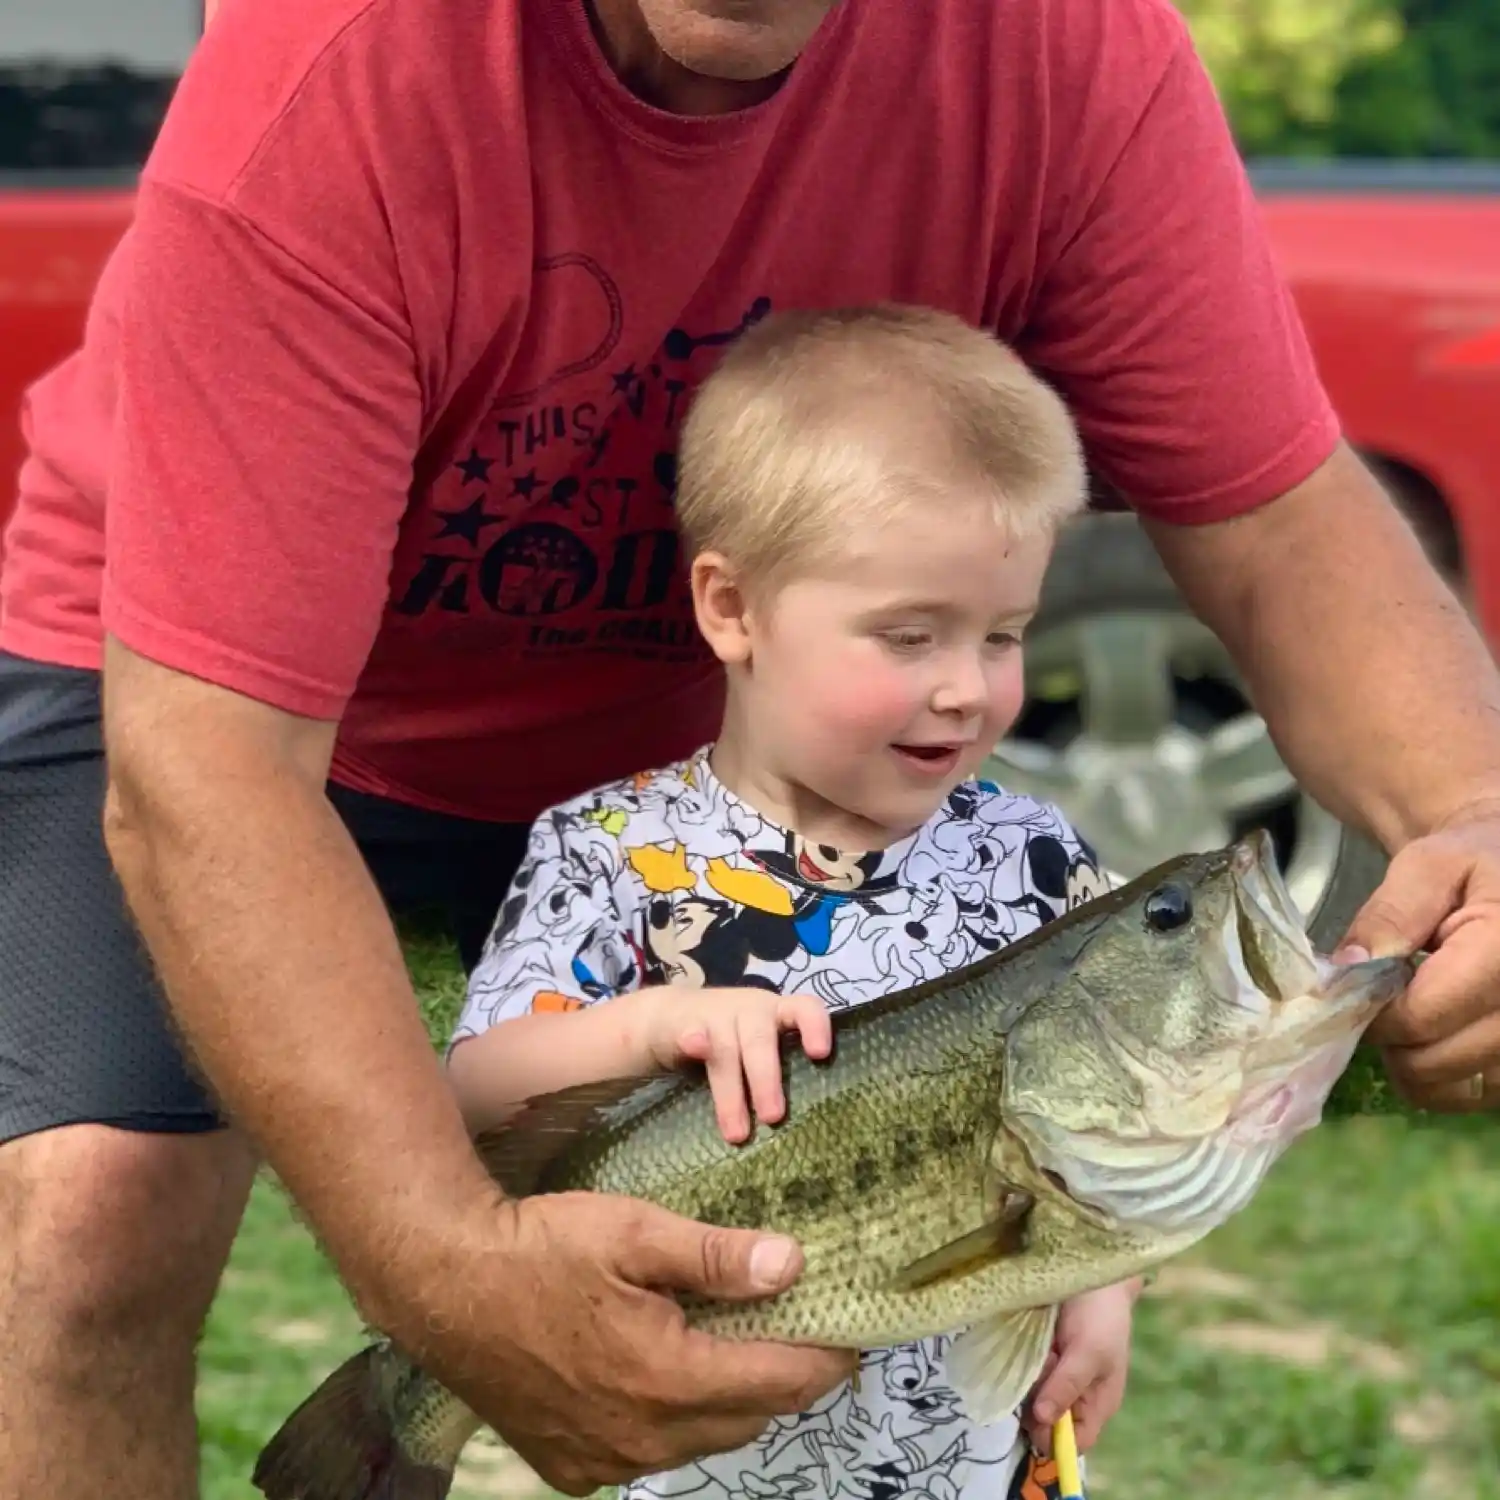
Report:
1143,882,1194,933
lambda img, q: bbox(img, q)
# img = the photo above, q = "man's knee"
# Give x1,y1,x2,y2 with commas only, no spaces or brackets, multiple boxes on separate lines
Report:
0,1123,255,1370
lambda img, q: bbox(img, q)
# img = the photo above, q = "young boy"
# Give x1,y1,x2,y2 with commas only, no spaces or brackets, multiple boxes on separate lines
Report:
447,305,1139,1500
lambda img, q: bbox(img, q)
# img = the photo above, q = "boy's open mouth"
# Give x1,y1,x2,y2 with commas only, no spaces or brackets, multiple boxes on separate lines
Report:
892,743,963,772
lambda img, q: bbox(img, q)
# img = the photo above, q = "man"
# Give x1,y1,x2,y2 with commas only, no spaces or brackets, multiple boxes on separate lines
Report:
2,2,1498,1498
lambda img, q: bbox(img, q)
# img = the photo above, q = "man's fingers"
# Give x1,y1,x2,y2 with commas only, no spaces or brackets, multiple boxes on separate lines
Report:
615,1198,807,1301
609,1201,856,1405
518,1406,775,1494
1380,1017,1500,1103
1365,927,1500,1051
490,1193,854,1497
1342,842,1466,960
1385,1062,1500,1113
673,1332,858,1418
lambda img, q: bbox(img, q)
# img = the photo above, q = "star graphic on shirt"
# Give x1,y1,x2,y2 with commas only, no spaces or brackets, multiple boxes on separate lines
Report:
434,496,505,546
611,365,639,394
511,469,542,499
453,447,494,484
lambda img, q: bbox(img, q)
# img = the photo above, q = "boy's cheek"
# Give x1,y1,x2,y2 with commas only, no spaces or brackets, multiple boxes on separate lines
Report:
986,660,1029,734
823,687,920,745
796,660,918,742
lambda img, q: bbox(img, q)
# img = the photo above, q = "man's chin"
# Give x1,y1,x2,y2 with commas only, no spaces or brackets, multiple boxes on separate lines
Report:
648,4,835,83
663,36,801,82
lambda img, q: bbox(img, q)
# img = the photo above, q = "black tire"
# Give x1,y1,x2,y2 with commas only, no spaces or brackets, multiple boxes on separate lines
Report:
1032,511,1388,952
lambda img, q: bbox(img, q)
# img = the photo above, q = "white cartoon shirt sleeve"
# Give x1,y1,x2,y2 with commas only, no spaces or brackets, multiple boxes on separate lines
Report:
451,806,642,1040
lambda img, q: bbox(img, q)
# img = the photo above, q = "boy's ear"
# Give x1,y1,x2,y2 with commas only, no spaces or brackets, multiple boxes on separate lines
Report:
691,551,754,665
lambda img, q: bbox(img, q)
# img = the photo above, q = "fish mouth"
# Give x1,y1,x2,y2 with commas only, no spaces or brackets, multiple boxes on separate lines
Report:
1218,827,1410,1139
1227,828,1318,1004
1013,831,1413,1241
1227,827,1411,1033
1230,826,1411,1060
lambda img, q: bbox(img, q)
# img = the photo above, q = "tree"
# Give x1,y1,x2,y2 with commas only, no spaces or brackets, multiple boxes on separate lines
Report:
1176,0,1406,154
1331,0,1500,158
1176,0,1500,159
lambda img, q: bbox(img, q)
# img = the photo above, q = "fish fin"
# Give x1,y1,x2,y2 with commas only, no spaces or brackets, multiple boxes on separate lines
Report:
889,1193,1034,1293
944,1302,1059,1426
473,1073,685,1197
252,1346,470,1500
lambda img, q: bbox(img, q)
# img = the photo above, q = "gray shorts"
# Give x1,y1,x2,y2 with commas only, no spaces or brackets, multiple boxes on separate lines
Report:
0,650,528,1148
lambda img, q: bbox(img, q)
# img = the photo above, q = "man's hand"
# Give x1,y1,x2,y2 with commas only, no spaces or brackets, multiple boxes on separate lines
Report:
1143,443,1500,1117
100,640,853,1492
418,1190,857,1494
1022,1279,1140,1456
1342,802,1500,1112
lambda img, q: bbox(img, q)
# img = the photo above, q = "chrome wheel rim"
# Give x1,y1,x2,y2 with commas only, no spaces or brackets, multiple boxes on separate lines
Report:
979,609,1343,919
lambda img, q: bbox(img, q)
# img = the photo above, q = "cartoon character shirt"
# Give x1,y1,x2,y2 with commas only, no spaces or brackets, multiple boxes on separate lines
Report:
453,747,1108,1500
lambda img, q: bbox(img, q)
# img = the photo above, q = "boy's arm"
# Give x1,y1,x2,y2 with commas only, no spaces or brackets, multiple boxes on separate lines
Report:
446,812,832,1140
449,1001,661,1133
446,810,657,1131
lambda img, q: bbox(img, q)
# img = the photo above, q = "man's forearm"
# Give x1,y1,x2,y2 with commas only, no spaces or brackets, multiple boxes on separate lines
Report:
1145,442,1500,852
102,682,500,1339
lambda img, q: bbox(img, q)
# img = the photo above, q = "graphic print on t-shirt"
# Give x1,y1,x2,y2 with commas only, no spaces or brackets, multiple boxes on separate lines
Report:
390,284,774,672
455,752,1107,1500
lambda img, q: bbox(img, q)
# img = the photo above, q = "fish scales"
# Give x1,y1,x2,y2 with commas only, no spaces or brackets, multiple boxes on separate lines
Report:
531,980,1002,1343
251,832,1416,1500
536,920,1159,1346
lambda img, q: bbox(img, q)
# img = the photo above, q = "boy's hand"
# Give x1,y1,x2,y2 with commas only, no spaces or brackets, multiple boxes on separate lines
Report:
639,987,833,1143
1023,1278,1140,1455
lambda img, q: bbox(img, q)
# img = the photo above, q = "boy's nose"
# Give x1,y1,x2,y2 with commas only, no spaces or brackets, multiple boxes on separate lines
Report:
931,660,989,717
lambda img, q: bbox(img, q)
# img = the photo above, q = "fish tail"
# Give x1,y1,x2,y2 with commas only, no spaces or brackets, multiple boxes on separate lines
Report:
252,1346,457,1500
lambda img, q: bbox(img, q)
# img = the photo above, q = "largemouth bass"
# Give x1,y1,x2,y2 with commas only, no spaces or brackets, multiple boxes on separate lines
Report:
253,828,1411,1500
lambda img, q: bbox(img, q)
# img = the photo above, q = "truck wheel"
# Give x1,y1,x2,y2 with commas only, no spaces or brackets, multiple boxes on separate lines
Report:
978,510,1387,949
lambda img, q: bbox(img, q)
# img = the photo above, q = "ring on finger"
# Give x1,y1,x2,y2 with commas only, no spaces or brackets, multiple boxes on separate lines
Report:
1465,1071,1489,1103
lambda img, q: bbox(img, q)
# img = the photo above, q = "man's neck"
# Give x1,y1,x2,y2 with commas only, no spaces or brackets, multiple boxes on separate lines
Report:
585,0,786,115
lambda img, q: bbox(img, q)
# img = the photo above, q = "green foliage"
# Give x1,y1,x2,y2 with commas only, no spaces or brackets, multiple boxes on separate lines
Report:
1327,1044,1404,1117
1332,0,1500,158
1176,0,1500,159
1176,0,1405,153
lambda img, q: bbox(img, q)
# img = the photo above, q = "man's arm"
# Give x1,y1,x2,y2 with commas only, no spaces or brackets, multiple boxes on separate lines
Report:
88,29,851,1488
1142,441,1500,851
100,637,505,1330
101,639,854,1493
1144,442,1500,1110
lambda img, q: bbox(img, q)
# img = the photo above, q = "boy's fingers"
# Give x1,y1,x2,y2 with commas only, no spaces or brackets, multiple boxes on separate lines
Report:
785,994,833,1059
1072,1365,1128,1451
702,1023,751,1143
737,1012,787,1127
1029,1347,1102,1429
675,1025,712,1063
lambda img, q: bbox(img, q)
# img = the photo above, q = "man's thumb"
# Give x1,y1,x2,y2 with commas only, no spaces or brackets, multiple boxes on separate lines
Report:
1341,844,1461,960
621,1203,805,1300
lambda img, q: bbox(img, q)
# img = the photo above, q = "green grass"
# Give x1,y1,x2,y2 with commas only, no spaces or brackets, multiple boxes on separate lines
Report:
199,926,1500,1500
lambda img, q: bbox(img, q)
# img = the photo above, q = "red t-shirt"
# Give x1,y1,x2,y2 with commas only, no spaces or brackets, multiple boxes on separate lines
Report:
0,0,1339,823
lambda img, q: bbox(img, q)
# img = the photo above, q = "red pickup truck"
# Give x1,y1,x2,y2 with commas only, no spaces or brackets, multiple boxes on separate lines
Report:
3,15,1498,930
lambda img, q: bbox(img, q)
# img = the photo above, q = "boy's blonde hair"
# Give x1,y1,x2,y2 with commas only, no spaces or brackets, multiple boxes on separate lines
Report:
675,304,1088,587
